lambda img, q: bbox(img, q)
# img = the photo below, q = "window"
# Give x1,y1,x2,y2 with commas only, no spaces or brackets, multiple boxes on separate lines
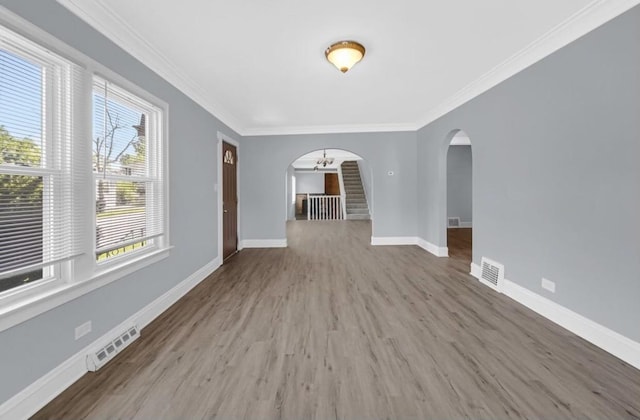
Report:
0,29,82,295
92,77,165,263
0,19,169,323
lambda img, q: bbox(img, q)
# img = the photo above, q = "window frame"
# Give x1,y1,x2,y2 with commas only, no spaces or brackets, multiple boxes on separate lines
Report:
90,75,166,268
0,8,171,333
0,25,70,304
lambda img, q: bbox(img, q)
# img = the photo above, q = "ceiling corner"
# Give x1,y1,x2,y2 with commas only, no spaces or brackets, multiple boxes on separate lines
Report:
56,0,246,135
414,0,640,130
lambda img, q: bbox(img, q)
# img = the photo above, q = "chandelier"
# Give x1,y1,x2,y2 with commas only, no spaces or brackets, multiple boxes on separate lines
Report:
314,149,335,171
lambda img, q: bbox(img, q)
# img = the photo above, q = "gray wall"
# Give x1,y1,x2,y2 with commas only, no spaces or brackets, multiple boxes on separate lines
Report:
446,145,472,224
286,166,295,220
0,0,239,404
2,0,639,408
357,160,373,214
417,6,640,342
241,132,417,241
295,172,325,194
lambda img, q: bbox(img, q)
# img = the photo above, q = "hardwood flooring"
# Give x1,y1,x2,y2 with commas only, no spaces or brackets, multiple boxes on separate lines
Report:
35,221,640,419
447,227,472,263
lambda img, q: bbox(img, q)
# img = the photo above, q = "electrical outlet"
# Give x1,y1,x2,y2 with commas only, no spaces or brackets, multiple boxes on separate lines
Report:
75,321,92,340
541,278,556,293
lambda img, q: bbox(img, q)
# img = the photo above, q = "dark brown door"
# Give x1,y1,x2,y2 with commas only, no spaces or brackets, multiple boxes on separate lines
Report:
222,142,237,260
325,173,340,195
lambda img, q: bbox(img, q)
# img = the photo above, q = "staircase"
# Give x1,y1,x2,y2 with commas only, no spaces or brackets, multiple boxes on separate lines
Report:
341,161,370,220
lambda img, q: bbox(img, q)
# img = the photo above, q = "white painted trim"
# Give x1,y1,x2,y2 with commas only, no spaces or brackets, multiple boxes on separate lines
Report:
415,0,640,129
57,0,640,135
371,236,417,246
135,257,220,328
0,6,173,333
0,257,221,419
470,261,481,278
448,222,472,229
240,239,287,248
0,248,171,334
416,238,449,257
56,0,245,134
370,237,449,258
470,263,640,371
242,122,418,137
217,132,241,262
0,350,87,420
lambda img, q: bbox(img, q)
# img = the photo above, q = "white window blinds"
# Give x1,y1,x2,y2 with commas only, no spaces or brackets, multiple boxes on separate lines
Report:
92,77,165,261
0,28,85,290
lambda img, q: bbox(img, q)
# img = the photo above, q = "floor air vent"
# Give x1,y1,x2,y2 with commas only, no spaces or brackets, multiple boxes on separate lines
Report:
480,257,504,292
87,325,139,371
448,217,461,227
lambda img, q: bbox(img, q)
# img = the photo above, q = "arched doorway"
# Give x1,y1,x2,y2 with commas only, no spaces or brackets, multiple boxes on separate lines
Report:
444,130,473,264
285,148,373,245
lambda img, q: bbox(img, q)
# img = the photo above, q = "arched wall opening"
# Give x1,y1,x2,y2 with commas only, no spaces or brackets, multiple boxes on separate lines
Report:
441,129,473,264
284,148,373,243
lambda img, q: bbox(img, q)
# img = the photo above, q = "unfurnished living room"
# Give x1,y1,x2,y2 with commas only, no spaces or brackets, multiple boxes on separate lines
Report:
0,0,639,419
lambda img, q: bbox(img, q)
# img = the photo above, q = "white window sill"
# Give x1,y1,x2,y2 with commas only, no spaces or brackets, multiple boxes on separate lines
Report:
0,246,173,333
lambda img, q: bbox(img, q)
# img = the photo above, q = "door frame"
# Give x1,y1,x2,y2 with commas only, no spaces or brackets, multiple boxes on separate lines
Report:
217,131,241,262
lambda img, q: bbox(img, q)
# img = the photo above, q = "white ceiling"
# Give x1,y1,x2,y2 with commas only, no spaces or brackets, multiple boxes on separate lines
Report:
292,149,362,169
58,0,634,135
450,131,471,146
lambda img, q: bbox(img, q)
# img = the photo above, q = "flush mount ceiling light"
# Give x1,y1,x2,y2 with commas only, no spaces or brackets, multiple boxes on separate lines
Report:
325,41,365,73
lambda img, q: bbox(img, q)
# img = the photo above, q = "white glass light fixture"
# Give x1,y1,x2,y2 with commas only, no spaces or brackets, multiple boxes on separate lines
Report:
325,41,365,73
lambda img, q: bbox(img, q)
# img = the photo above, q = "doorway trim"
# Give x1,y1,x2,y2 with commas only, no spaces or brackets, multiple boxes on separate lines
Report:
217,132,241,262
441,128,473,260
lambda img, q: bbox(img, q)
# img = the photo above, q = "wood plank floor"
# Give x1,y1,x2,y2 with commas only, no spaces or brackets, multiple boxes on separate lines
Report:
35,221,640,419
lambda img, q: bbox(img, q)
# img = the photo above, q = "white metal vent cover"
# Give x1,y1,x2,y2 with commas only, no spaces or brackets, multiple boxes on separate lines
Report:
87,325,139,371
448,217,461,227
480,257,505,292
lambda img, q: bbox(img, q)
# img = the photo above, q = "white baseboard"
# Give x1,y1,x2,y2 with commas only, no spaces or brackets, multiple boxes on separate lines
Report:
470,263,640,370
0,351,87,420
0,257,222,420
135,257,221,329
417,238,449,257
371,236,418,246
240,239,287,248
470,261,481,278
448,222,472,229
370,236,449,257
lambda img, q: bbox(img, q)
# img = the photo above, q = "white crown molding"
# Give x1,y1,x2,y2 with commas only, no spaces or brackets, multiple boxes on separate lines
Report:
470,263,640,371
56,0,245,134
415,0,640,129
242,122,418,137
57,0,640,136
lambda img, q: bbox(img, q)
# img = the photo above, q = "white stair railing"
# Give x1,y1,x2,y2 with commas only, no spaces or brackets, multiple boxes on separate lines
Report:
307,195,343,220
